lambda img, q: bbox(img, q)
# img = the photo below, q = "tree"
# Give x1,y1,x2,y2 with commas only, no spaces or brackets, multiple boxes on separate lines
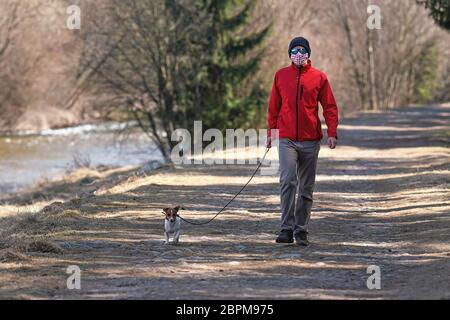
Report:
0,0,35,131
418,0,450,30
76,0,211,159
199,0,272,131
414,45,440,102
77,0,271,158
333,0,370,110
330,0,444,110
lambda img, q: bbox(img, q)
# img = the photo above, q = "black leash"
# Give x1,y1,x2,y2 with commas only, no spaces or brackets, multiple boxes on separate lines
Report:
178,147,270,226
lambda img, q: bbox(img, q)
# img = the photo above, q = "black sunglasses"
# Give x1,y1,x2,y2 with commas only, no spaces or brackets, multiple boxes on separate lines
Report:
290,47,307,55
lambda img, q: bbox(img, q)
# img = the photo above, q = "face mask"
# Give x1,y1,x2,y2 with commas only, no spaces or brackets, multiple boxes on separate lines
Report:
290,52,308,66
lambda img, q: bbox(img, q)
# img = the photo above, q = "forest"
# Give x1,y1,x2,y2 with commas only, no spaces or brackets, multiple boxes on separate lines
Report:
1,0,449,155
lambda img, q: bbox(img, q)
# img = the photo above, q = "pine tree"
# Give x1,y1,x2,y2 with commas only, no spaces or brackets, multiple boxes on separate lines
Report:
199,0,272,131
419,0,450,30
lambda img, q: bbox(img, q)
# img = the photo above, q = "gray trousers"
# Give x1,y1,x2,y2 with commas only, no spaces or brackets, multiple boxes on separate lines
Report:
278,138,320,233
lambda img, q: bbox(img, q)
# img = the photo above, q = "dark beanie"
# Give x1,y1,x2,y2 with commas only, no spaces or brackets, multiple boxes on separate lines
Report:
288,37,311,57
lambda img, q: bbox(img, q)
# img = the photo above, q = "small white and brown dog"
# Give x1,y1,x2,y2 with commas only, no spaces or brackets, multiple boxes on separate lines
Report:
162,206,185,244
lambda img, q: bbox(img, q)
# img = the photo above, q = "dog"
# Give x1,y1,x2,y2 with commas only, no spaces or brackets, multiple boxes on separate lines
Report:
163,206,185,244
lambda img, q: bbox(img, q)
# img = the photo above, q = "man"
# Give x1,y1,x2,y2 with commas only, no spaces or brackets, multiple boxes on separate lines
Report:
266,36,339,246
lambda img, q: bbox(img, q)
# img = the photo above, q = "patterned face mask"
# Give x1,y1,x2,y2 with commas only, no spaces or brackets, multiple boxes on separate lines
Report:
290,52,308,66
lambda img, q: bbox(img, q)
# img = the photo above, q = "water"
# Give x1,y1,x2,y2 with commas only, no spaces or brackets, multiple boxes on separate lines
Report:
0,122,164,196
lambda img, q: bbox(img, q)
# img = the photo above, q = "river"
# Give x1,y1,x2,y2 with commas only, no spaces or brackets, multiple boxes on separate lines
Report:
0,122,164,197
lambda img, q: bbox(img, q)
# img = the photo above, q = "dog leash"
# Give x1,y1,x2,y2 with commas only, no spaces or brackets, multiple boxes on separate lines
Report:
178,147,270,226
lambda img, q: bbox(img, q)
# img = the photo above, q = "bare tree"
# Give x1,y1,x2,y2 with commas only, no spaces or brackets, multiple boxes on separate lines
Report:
0,0,29,130
328,0,445,111
366,0,378,111
76,0,211,159
261,0,316,76
377,0,442,108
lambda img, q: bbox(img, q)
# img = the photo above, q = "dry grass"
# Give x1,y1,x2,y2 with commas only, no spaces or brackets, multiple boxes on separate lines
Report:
24,240,64,254
0,201,86,256
0,250,31,263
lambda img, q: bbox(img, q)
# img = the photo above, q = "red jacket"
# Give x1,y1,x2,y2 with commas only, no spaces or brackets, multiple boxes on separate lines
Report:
267,60,338,141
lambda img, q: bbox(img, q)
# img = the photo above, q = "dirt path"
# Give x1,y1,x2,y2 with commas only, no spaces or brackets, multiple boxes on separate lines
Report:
1,104,449,299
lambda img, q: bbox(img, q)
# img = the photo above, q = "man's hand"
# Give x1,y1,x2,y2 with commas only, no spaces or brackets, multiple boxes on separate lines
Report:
327,137,337,149
265,136,272,149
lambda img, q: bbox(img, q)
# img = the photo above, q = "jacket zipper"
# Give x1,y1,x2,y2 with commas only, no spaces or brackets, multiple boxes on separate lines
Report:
300,84,304,140
295,66,302,141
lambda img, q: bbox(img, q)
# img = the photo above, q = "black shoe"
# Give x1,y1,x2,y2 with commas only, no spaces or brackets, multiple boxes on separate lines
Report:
295,231,309,246
276,229,293,243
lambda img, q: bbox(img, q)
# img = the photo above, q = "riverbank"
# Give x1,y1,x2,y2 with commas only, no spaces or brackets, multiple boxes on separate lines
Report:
0,122,163,197
0,163,162,216
0,103,449,299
